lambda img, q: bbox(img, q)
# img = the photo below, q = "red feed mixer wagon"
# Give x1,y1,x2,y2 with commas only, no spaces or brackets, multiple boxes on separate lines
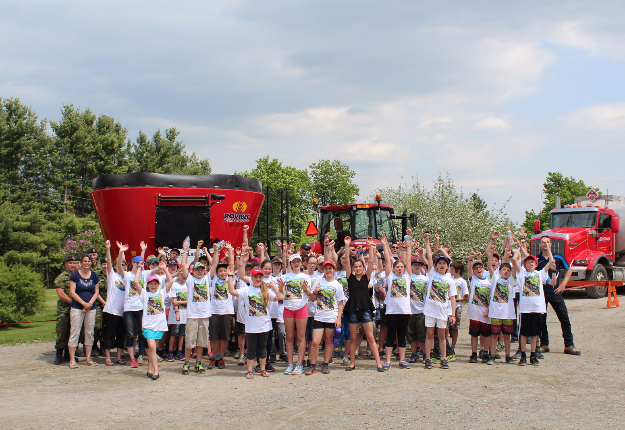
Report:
90,173,264,260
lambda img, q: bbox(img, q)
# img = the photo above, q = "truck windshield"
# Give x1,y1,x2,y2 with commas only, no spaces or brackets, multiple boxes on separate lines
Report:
550,212,596,228
375,209,395,240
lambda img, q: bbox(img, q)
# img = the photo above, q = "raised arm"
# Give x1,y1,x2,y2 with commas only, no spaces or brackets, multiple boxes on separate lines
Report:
209,242,219,278
133,264,143,296
139,241,147,261
192,240,203,266
366,238,375,279
540,241,554,276
405,240,413,276
487,231,499,258
343,236,352,278
226,265,239,297
423,233,434,270
116,241,129,277
242,225,249,247
380,234,392,276
162,261,173,293
511,248,521,277
180,241,190,279
104,240,113,275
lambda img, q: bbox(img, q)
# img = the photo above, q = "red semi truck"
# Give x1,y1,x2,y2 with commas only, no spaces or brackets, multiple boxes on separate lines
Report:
531,194,625,298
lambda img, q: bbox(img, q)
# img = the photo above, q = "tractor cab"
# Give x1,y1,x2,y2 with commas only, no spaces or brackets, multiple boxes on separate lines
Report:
306,196,416,253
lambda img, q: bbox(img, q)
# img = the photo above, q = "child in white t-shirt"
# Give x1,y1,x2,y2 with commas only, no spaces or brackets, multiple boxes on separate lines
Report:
133,262,173,380
467,253,492,363
484,247,516,364
448,261,468,361
511,245,553,366
422,233,457,369
167,270,187,362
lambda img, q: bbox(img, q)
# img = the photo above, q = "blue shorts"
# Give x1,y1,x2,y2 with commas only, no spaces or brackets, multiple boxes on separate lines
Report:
341,315,351,341
142,328,164,340
169,323,185,337
348,310,374,324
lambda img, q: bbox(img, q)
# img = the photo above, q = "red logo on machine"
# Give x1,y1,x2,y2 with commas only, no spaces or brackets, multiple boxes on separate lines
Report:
224,201,250,223
586,189,598,202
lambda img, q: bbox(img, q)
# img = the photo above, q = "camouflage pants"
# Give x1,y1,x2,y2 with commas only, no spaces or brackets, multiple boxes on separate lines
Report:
55,309,70,350
93,306,104,348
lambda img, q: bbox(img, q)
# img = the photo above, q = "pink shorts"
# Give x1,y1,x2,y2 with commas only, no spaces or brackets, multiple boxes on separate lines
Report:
283,305,308,319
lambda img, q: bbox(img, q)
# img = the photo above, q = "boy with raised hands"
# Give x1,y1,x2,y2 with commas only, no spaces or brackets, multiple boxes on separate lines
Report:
511,242,553,366
422,233,456,370
467,250,492,363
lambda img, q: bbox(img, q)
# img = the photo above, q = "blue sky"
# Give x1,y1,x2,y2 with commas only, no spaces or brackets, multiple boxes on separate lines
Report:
2,1,624,223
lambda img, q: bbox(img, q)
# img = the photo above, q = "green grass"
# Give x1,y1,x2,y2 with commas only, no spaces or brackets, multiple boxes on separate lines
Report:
0,289,57,345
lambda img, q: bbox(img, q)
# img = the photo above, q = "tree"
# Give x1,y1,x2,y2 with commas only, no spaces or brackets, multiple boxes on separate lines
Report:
309,159,359,206
237,157,312,247
522,172,599,231
375,174,516,261
132,128,211,175
470,193,488,213
50,105,131,215
0,262,45,324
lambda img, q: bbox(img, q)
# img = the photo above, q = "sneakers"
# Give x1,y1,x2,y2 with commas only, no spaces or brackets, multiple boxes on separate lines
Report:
321,364,330,374
237,356,246,366
382,361,391,371
534,351,545,360
342,357,350,366
518,352,527,366
207,359,215,369
182,363,190,375
254,364,261,374
291,364,304,375
540,345,550,353
486,355,495,365
408,353,418,363
496,342,505,351
530,354,540,366
177,351,185,361
217,359,225,369
513,349,522,359
279,353,288,362
481,351,489,363
332,350,338,358
166,352,175,362
424,359,432,369
440,359,449,369
269,354,276,363
130,358,138,368
304,359,311,368
136,355,144,365
505,356,515,364
234,350,240,360
430,356,441,364
265,363,276,372
398,360,410,369
284,364,294,375
564,345,582,356
195,362,206,373
305,365,316,375
54,349,63,365
469,352,478,363
446,354,456,362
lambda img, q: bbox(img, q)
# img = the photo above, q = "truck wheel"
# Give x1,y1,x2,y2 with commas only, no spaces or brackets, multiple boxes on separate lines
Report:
586,264,608,298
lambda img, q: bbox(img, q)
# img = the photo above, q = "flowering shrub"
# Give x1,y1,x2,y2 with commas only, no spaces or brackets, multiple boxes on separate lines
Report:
62,229,104,257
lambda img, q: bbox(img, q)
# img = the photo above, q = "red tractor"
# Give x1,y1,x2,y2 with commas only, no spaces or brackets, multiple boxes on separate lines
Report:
304,194,416,253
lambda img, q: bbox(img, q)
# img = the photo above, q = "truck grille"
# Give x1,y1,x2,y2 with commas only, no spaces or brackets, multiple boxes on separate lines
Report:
531,238,565,258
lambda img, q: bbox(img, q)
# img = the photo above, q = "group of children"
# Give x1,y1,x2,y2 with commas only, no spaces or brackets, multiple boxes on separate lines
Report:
85,225,560,380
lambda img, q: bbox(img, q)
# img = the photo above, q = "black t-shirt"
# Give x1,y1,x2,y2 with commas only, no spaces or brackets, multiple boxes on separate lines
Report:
344,274,375,313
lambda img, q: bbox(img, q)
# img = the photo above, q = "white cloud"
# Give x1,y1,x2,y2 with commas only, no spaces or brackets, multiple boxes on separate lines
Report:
472,117,511,131
558,104,625,130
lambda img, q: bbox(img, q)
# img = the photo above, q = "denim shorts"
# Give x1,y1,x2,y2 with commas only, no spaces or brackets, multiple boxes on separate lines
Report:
348,310,374,324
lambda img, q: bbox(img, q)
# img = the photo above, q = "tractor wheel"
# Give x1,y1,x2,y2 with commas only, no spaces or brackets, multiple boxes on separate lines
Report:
586,264,608,298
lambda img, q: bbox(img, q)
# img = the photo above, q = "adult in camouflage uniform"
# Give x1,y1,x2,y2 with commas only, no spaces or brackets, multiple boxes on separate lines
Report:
54,255,78,365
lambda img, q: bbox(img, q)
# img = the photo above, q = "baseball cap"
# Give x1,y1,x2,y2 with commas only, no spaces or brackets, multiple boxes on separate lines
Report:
99,258,106,264
434,255,451,266
148,258,159,265
87,248,97,254
167,259,179,266
411,256,425,265
492,253,500,261
132,256,144,263
472,260,484,267
64,255,78,262
523,255,538,264
193,262,206,269
289,253,302,262
301,243,311,251
271,255,282,264
321,260,336,268
251,268,263,277
147,275,160,283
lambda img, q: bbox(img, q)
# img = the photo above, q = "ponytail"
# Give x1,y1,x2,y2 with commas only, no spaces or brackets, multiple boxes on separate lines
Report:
260,281,270,308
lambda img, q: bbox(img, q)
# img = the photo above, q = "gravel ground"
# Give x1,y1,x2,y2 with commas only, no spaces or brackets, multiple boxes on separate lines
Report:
1,290,624,429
